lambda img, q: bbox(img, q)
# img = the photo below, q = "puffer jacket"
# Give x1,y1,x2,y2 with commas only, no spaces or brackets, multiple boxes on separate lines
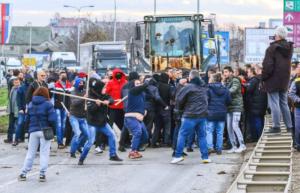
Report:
177,77,208,118
27,96,57,133
225,76,244,112
207,83,231,121
145,78,167,111
245,75,268,115
105,68,127,109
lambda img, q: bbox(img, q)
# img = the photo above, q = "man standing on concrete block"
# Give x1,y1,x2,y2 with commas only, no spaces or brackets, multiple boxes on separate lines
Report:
262,26,294,133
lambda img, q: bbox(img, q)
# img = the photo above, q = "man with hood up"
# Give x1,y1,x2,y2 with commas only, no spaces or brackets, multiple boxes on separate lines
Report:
262,26,294,133
69,78,88,158
78,78,122,165
105,68,127,131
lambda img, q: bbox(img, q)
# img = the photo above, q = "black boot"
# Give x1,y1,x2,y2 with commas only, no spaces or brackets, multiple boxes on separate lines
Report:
268,127,280,133
78,159,84,165
110,155,123,162
118,146,126,152
70,153,76,158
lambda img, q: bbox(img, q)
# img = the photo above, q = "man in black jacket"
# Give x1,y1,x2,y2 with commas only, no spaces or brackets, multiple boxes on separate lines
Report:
152,73,173,147
78,79,122,165
262,26,294,133
246,67,268,141
171,70,211,164
26,70,48,104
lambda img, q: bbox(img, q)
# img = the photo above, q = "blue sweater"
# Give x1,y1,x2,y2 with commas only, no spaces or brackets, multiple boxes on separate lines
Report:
27,96,57,133
207,83,231,121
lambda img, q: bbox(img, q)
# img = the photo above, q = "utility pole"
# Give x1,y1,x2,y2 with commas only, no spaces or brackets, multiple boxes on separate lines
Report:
64,5,94,65
197,0,200,13
113,0,117,42
154,0,157,15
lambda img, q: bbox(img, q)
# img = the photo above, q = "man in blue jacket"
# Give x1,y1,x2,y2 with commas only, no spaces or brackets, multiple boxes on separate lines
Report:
206,73,231,155
171,70,211,164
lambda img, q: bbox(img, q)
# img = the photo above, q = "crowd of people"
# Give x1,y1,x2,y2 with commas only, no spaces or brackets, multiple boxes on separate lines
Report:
2,26,300,182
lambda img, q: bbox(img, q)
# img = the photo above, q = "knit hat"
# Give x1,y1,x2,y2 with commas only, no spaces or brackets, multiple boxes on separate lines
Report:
74,78,84,89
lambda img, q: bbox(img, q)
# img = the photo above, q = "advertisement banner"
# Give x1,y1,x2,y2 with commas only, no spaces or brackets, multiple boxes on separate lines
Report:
202,31,230,66
244,28,275,64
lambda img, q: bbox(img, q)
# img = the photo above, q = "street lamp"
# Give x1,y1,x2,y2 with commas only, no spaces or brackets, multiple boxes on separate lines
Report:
63,5,94,65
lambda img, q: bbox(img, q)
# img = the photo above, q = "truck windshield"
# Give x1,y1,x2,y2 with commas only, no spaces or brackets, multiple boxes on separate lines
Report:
150,16,195,57
95,50,128,71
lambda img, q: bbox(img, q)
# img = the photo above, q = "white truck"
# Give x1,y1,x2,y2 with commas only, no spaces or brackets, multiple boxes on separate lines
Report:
80,41,129,75
49,52,78,70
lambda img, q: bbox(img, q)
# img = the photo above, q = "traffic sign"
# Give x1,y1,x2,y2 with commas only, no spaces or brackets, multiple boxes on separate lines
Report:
22,58,36,66
284,0,300,12
284,12,300,24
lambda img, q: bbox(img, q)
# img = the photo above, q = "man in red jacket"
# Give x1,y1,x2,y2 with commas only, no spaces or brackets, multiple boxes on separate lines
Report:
105,69,127,131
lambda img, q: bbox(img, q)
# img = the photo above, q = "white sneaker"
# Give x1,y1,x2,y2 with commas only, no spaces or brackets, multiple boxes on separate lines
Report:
227,147,237,154
202,159,212,164
170,157,184,164
235,145,246,153
95,147,103,154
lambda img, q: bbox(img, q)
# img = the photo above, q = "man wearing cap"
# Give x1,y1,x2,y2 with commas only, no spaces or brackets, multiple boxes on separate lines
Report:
262,26,294,133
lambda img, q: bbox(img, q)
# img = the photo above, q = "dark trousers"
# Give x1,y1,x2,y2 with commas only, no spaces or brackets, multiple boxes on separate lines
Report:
144,110,156,141
172,119,181,150
109,109,124,131
119,126,130,147
152,109,171,145
64,116,73,146
7,113,17,142
249,114,264,141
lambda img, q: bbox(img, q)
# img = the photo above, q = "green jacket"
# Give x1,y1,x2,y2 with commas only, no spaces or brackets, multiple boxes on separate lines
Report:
225,77,243,112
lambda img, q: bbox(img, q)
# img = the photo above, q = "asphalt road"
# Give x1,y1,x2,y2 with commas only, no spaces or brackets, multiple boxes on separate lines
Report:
0,135,244,193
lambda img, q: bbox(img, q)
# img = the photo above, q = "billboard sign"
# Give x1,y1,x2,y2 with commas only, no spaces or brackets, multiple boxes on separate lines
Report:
244,28,275,64
202,31,230,65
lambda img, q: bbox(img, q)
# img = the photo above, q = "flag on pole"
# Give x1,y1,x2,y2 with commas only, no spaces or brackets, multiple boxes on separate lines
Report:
0,3,11,45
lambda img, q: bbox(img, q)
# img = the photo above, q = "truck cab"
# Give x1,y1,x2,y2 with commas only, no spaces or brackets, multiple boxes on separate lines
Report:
136,14,215,72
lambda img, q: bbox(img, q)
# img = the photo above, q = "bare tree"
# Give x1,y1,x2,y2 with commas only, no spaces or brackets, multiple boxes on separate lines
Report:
223,23,245,66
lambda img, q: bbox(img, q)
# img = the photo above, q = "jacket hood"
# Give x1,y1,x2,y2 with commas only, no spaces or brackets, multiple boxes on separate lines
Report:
160,73,169,84
112,68,126,81
272,39,293,58
32,96,48,105
74,78,84,90
190,77,205,86
89,78,105,97
209,83,227,96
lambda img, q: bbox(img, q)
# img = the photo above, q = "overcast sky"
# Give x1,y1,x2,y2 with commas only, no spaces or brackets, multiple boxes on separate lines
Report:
4,0,283,27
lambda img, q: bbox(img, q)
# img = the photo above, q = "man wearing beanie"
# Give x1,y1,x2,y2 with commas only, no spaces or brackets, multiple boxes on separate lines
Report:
262,26,294,133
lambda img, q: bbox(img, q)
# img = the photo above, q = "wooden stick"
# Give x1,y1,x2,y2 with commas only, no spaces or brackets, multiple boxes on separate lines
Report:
60,102,70,114
114,96,128,106
51,90,105,103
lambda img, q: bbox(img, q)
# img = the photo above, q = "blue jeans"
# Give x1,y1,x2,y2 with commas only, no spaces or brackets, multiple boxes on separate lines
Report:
124,117,148,151
295,108,300,148
15,112,26,142
55,109,67,145
249,114,264,141
7,113,17,141
69,115,88,154
80,123,117,160
175,118,209,159
206,121,225,152
268,91,293,129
